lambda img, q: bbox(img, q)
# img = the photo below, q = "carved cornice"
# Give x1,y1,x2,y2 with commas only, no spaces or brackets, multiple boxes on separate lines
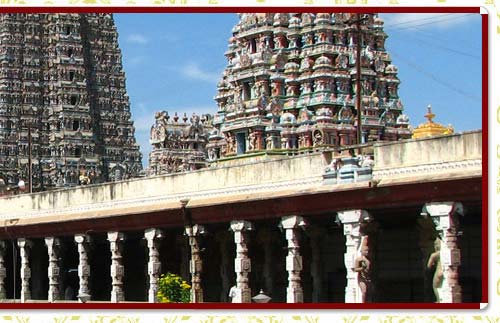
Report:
373,159,481,179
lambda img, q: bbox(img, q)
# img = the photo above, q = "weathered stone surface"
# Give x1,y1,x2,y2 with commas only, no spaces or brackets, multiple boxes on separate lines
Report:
17,238,33,303
423,202,463,303
107,231,125,302
185,224,205,303
338,210,376,303
144,227,164,302
281,215,306,303
45,237,62,302
0,14,142,191
230,220,253,303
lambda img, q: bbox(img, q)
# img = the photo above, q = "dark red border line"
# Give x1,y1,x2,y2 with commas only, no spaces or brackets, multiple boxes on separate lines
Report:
481,11,488,306
0,6,481,14
0,7,487,311
0,302,483,310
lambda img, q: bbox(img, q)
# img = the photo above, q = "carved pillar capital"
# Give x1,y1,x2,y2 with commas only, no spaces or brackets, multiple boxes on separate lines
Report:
423,202,463,234
337,209,371,225
185,224,205,237
280,215,306,230
230,220,254,233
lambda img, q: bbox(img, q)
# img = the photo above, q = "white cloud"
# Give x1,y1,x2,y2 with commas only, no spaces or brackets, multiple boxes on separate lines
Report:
124,56,146,67
180,62,221,83
381,13,476,30
127,33,149,44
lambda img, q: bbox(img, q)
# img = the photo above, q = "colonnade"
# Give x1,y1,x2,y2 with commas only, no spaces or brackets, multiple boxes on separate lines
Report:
0,201,466,303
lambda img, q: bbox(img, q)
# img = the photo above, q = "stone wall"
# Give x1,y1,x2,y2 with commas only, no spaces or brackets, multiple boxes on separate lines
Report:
0,153,326,217
373,130,481,170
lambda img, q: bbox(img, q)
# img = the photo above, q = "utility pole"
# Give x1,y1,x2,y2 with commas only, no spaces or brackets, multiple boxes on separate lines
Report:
27,124,32,193
355,13,363,151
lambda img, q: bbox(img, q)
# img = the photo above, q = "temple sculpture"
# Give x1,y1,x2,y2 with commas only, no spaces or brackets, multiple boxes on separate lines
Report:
208,13,411,162
147,111,214,175
0,14,142,191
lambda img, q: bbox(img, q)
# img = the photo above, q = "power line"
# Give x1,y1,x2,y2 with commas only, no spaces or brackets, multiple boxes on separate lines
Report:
389,32,480,60
401,25,480,48
384,13,476,31
383,13,456,28
390,50,481,103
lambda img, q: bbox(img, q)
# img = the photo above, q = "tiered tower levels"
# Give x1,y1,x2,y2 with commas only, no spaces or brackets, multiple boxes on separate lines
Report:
209,13,411,161
0,14,142,190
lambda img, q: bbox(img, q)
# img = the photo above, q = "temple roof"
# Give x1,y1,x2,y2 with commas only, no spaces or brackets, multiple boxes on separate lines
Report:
412,105,454,139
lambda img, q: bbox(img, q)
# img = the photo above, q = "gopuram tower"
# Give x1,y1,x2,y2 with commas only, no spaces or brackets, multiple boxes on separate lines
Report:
0,14,142,191
208,13,412,161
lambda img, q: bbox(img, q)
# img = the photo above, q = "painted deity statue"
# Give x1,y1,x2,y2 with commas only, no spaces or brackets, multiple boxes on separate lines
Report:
427,238,444,302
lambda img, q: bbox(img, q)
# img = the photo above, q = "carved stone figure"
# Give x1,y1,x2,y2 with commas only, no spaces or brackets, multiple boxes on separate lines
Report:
353,245,372,303
427,238,444,303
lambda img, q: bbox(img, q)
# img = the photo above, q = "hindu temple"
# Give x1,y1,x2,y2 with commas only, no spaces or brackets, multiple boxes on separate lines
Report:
0,13,483,305
206,13,411,163
0,13,142,192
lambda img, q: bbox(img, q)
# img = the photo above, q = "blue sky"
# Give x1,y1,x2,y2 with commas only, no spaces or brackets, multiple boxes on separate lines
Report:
113,13,482,167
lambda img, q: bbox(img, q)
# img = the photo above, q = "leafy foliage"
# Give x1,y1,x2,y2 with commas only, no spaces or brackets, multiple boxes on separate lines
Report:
157,273,191,303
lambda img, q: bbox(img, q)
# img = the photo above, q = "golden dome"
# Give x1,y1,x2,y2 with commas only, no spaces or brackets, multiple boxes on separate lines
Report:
412,105,454,139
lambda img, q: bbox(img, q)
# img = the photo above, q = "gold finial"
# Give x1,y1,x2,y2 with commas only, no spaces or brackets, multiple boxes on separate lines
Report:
424,104,435,123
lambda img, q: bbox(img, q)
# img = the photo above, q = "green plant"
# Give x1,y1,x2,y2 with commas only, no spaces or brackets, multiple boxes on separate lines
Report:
157,273,191,303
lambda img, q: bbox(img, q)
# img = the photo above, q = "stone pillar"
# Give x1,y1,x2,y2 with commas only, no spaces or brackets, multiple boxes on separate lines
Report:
45,237,62,302
230,220,253,303
185,224,205,303
338,209,375,303
144,228,163,303
423,202,463,303
0,241,6,299
17,238,32,303
281,215,306,303
107,232,125,302
74,234,91,299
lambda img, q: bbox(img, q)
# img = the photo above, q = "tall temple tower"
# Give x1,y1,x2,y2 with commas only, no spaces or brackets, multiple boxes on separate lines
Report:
0,14,142,191
208,13,411,162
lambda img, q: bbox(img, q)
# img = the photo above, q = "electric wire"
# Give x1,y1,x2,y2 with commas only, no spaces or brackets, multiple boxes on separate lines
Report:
389,32,480,60
383,13,476,31
390,50,481,102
